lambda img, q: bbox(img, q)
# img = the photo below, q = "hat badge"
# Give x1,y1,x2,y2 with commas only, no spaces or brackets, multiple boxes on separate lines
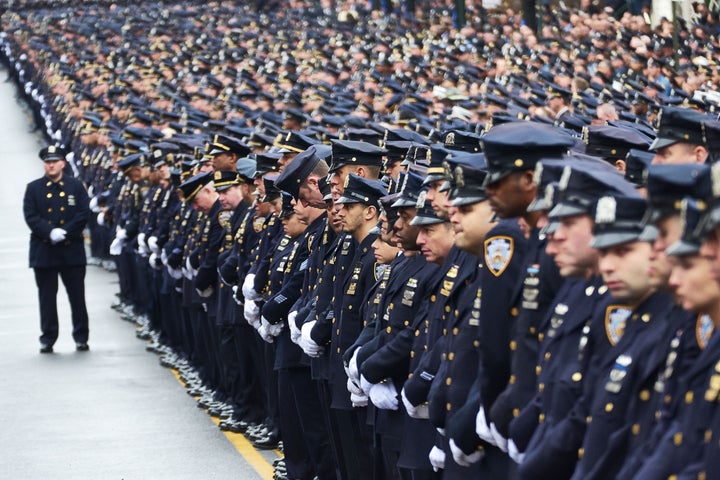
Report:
533,162,543,186
445,132,455,147
544,184,555,209
416,190,427,209
679,198,689,239
343,175,351,189
214,171,222,181
595,196,617,224
48,146,56,154
559,165,572,191
454,166,465,189
712,162,720,198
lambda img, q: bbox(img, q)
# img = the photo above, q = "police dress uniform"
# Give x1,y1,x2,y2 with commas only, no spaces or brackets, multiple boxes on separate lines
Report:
23,170,90,348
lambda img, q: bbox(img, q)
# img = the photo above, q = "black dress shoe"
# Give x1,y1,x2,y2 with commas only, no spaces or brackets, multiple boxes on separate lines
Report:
75,343,90,352
39,344,53,354
252,434,280,450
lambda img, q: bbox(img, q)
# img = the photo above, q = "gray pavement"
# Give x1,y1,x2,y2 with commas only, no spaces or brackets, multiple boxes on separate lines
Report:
0,72,271,480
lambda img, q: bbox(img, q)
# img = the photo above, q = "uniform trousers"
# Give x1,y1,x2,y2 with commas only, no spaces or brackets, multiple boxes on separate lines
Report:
34,265,89,346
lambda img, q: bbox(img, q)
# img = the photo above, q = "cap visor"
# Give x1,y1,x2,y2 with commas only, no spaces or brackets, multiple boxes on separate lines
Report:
666,240,700,257
548,202,587,219
649,137,677,152
451,195,487,207
590,231,643,249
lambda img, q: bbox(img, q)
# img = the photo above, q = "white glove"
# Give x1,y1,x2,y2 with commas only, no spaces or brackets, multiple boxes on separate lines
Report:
161,249,168,265
262,316,284,337
147,236,159,254
232,285,244,306
167,265,183,280
350,392,369,407
182,266,193,280
401,387,429,419
347,376,365,396
258,322,275,343
288,311,301,344
360,374,373,395
300,320,324,357
476,407,497,446
346,348,361,382
508,439,525,464
96,211,105,226
450,438,484,467
137,233,147,249
437,427,446,436
489,422,508,452
368,379,399,410
88,185,95,196
115,227,128,241
196,285,214,298
242,273,259,301
89,196,100,213
244,300,261,328
148,253,161,270
428,446,445,472
109,237,124,256
49,228,67,244
185,256,198,277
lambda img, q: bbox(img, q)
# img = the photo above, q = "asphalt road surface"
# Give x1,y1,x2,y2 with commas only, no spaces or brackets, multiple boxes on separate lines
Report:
0,70,275,480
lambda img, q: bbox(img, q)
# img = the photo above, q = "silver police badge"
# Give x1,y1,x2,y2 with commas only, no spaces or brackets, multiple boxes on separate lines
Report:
605,304,631,346
484,236,514,277
595,196,617,225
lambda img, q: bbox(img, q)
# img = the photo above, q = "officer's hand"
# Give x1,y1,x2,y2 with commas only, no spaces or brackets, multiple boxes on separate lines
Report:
368,379,399,410
115,228,127,241
288,311,301,344
359,374,373,395
507,439,525,464
345,347,361,382
450,438,484,467
96,211,105,226
167,265,183,280
258,321,274,344
263,317,284,337
489,422,508,452
89,196,100,213
350,391,369,407
401,387,429,419
347,376,364,396
232,286,244,306
49,228,66,244
196,285,214,298
428,446,445,472
148,253,162,270
475,407,497,446
109,237,123,256
147,236,159,254
242,274,259,301
300,320,323,357
244,300,261,328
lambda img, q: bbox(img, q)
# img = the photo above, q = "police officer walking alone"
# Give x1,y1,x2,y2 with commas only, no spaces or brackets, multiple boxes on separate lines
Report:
23,146,90,353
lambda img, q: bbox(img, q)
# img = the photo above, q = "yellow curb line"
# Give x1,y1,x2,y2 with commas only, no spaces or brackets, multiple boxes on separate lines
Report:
170,369,278,480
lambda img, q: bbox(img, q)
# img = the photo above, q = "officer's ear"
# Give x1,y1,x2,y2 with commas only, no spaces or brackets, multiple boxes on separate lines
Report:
694,145,709,164
364,204,378,220
613,159,627,174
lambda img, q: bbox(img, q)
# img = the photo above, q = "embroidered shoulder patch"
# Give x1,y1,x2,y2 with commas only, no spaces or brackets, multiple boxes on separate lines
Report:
605,305,631,346
484,236,514,277
697,314,714,350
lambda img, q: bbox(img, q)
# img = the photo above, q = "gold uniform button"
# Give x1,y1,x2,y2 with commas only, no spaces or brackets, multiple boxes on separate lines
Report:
538,383,544,392
665,394,672,404
641,313,651,323
415,330,420,337
512,408,519,417
632,423,640,435
60,206,65,211
668,475,677,480
639,390,650,401
544,352,551,361
473,340,480,348
705,430,712,443
510,341,517,351
453,327,459,335
572,372,582,382
535,365,542,375
448,352,455,361
386,326,392,334
404,321,409,326
605,403,614,413
443,328,447,335
587,416,592,423
538,413,545,423
446,402,451,411
510,307,519,316
673,433,683,446
410,351,415,359
529,326,536,334
430,295,436,302
442,353,447,360
509,374,516,385
685,391,694,404
47,208,52,213
59,220,65,225
348,305,352,310
337,348,341,354
332,319,335,324
578,448,584,459
538,333,544,342
446,377,452,386
59,192,65,197
46,193,52,198
444,306,451,313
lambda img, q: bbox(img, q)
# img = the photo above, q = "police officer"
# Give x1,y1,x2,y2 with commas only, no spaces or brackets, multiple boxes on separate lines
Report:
23,145,90,353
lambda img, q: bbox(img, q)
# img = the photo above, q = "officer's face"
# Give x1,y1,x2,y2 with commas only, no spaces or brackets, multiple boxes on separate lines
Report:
417,223,455,264
598,241,654,307
546,214,598,278
394,207,420,251
191,188,218,214
281,213,307,239
43,159,65,181
327,200,343,234
668,254,720,316
211,153,236,172
450,200,496,256
330,165,354,198
384,160,403,181
648,215,682,290
218,185,244,209
425,179,449,220
485,172,533,220
277,152,297,172
372,236,400,265
292,197,312,224
337,202,366,235
652,143,701,165
298,176,326,209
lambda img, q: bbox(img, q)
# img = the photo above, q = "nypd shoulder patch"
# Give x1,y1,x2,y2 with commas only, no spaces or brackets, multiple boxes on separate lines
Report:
484,236,514,277
605,305,631,346
697,313,714,350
